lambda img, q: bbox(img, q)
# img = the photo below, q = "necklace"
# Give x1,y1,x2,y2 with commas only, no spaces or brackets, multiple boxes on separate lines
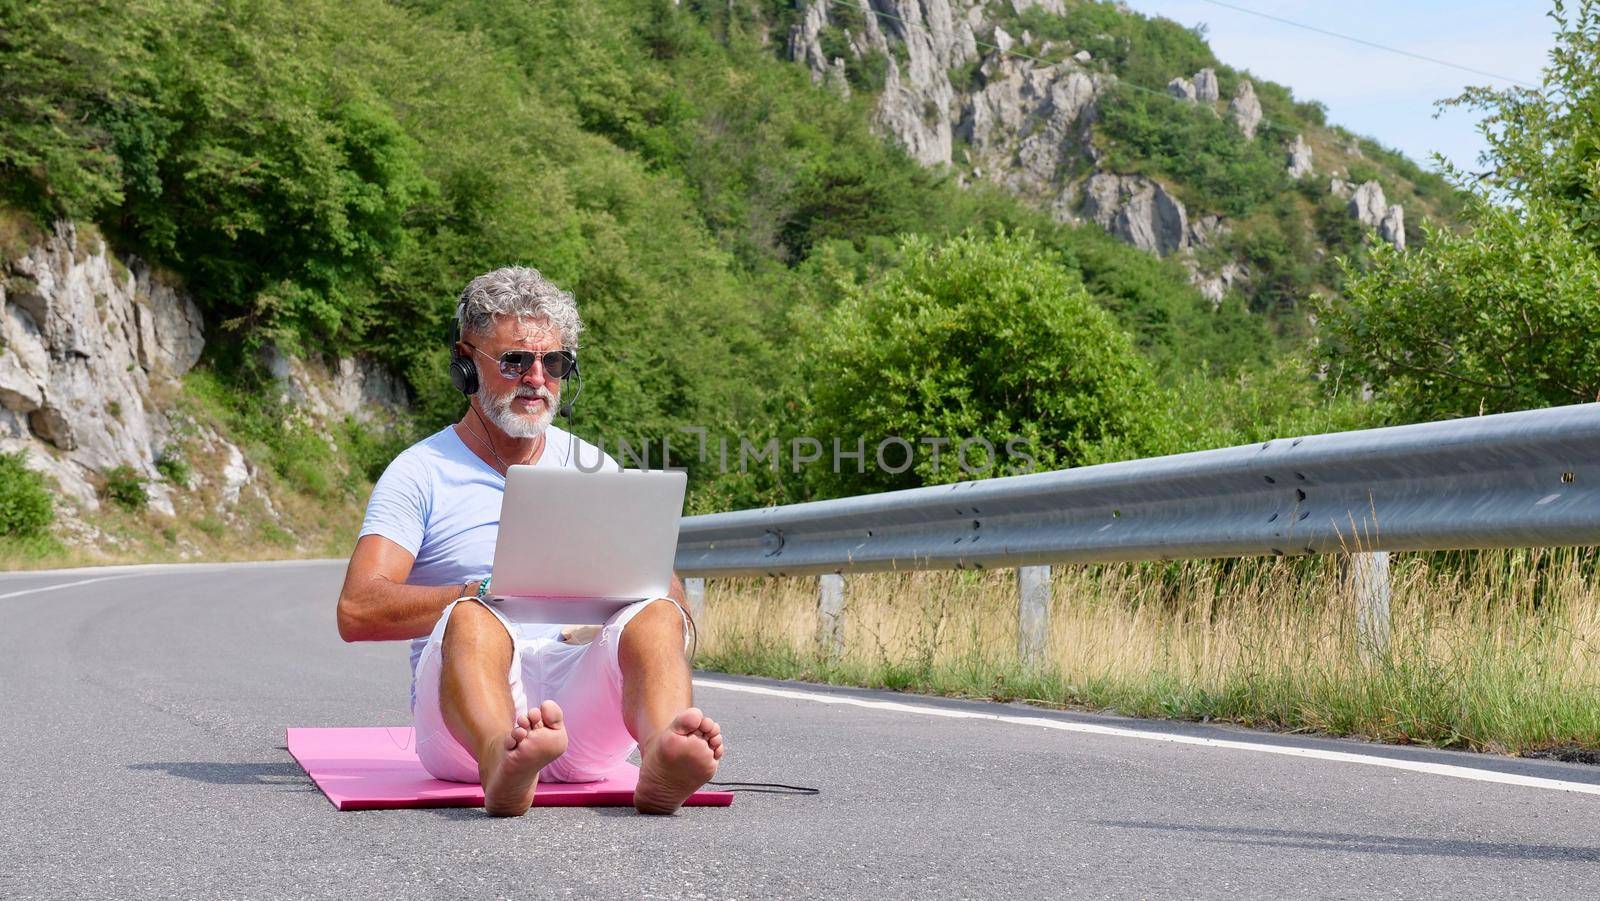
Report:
466,405,545,472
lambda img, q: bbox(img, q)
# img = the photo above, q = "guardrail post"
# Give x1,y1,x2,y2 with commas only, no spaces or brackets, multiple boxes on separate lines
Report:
1017,565,1051,666
818,574,845,655
683,577,706,626
1352,551,1391,660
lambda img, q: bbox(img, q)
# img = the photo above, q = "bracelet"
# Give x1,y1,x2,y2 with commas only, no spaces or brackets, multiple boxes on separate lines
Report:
475,576,491,599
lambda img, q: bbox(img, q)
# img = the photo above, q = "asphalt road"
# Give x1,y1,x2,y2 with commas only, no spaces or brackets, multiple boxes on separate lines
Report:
4,559,1600,900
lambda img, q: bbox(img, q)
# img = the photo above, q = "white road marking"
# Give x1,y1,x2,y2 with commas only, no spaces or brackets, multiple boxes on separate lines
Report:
0,557,343,579
695,678,1600,797
0,575,129,600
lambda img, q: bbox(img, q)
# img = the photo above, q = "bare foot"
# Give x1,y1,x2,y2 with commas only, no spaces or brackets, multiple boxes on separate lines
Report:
479,700,567,816
634,707,724,815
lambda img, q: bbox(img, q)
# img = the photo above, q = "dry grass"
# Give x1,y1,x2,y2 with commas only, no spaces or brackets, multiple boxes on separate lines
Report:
696,549,1600,755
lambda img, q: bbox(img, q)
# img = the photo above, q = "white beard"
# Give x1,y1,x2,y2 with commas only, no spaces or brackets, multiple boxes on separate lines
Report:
482,386,556,438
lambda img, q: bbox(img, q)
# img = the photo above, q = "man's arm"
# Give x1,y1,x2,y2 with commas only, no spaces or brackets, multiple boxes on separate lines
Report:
336,534,477,642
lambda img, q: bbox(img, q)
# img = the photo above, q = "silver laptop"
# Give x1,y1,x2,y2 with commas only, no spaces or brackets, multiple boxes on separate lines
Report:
487,466,688,624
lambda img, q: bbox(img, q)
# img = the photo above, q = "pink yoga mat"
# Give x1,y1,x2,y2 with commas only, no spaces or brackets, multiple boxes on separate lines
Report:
286,727,733,811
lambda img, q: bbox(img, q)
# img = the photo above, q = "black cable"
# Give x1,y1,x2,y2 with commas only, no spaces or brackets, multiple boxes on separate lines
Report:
707,781,821,795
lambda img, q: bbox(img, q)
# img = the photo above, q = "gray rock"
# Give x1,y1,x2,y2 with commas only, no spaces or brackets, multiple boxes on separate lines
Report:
1329,176,1355,200
1286,133,1314,179
958,19,979,59
1379,204,1406,250
3,222,175,478
0,406,27,440
18,446,99,510
803,0,974,167
220,440,251,508
993,25,1015,55
778,2,1315,281
1192,259,1245,304
1229,79,1263,139
961,57,1100,197
27,406,73,451
826,57,851,99
786,0,833,82
138,269,204,376
1348,180,1387,228
1188,213,1229,249
0,220,217,517
262,345,409,426
0,350,43,414
1082,173,1189,256
875,56,954,166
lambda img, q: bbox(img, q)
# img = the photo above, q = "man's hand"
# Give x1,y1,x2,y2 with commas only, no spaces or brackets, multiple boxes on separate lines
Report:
559,573,689,646
559,625,602,644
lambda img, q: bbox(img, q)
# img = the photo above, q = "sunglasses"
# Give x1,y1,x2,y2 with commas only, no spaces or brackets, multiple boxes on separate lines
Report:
464,342,576,380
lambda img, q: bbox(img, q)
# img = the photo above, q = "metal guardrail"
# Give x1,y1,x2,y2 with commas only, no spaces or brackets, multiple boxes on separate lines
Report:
675,404,1600,660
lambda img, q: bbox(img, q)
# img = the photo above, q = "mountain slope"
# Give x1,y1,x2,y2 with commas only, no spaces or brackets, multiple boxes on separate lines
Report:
779,0,1463,319
0,0,1431,559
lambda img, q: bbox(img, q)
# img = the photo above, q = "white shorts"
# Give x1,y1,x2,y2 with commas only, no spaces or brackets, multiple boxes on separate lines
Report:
412,597,686,784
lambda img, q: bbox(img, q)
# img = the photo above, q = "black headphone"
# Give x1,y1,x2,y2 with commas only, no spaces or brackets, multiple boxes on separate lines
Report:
449,301,581,419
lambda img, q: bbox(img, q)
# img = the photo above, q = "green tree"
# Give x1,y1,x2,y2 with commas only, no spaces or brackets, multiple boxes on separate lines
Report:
803,231,1163,496
1319,1,1600,419
1321,206,1600,417
0,0,151,219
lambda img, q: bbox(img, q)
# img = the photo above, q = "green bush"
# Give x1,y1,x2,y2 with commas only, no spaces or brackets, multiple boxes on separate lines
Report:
843,50,889,93
1322,203,1600,419
101,465,148,512
154,449,191,486
803,230,1164,496
1097,83,1289,217
341,417,419,485
947,59,983,94
1151,354,1391,456
0,452,54,537
1055,223,1276,377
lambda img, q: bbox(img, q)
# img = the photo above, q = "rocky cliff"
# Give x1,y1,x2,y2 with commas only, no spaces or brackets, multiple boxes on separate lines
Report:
0,220,406,554
786,0,1427,305
0,222,203,517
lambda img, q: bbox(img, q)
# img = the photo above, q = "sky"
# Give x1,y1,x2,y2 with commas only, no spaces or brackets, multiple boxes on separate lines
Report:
1120,0,1558,173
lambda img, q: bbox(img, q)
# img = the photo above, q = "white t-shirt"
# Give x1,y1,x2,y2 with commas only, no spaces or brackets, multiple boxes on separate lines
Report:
357,424,618,700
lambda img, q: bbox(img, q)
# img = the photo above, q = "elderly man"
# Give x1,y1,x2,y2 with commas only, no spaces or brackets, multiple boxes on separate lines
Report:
336,267,723,816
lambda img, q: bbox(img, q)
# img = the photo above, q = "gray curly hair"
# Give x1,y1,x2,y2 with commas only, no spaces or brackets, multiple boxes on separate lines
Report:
456,266,582,347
